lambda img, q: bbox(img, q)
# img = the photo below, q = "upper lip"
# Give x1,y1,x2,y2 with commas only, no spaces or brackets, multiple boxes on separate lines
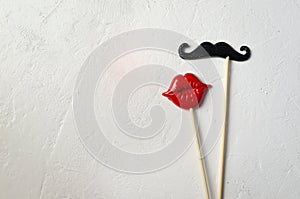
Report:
162,73,211,109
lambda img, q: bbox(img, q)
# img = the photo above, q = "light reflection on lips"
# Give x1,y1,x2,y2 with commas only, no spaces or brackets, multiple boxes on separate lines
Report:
162,73,211,109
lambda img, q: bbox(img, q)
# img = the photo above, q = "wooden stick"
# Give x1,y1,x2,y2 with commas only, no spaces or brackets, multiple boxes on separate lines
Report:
189,108,210,199
218,56,230,199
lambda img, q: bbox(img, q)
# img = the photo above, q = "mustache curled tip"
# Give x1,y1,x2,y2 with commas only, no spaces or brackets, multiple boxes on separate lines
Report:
178,41,251,62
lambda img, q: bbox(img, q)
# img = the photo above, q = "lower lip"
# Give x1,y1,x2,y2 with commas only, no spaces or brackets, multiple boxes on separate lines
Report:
166,87,207,109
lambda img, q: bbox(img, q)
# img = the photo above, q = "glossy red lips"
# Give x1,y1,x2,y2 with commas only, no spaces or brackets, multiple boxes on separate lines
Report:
162,73,211,109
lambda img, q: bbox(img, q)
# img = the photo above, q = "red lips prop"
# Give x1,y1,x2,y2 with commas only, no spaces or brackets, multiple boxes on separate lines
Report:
162,73,211,109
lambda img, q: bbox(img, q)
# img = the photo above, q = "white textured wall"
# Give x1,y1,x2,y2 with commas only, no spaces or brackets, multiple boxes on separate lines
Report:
1,0,300,198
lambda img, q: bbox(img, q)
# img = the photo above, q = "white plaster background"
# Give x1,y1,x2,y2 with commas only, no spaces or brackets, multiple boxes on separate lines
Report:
1,0,300,198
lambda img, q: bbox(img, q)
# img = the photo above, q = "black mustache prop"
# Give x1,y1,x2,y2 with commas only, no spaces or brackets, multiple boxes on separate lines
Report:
178,42,251,61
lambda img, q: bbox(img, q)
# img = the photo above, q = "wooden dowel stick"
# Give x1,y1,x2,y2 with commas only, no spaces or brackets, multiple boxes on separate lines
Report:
218,56,230,199
190,108,210,199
